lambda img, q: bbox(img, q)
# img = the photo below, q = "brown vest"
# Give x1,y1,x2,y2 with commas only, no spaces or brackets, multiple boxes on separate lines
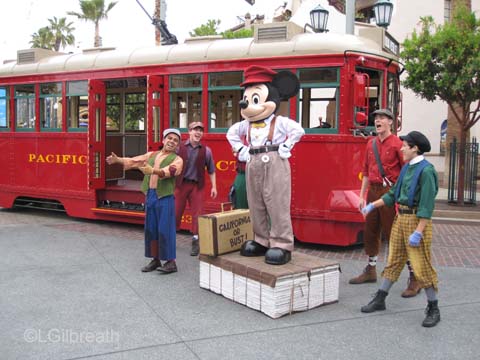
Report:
176,142,207,189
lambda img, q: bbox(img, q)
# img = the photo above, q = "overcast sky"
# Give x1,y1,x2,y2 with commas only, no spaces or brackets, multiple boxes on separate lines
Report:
0,0,349,63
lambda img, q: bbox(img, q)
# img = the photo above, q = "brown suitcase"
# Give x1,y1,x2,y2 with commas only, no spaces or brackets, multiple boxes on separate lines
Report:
198,203,253,257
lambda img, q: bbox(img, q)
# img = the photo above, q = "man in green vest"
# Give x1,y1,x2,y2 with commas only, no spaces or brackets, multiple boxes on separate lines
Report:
106,128,183,274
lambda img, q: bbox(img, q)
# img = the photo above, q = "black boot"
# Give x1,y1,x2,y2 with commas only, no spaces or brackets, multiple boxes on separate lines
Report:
361,289,388,313
190,239,199,256
422,300,441,327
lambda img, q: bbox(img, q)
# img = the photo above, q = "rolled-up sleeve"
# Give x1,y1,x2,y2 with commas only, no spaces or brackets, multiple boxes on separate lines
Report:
160,156,183,177
205,147,216,174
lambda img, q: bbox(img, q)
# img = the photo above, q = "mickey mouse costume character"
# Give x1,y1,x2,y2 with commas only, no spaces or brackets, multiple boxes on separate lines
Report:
227,65,305,265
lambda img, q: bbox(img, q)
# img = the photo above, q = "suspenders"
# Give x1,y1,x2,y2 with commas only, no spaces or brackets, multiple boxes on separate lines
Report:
248,116,277,145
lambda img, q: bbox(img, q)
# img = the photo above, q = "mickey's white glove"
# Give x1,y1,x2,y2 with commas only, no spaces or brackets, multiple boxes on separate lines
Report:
237,146,250,162
278,141,292,159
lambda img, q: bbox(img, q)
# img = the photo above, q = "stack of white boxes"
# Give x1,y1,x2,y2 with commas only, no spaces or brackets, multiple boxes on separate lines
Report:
199,252,340,319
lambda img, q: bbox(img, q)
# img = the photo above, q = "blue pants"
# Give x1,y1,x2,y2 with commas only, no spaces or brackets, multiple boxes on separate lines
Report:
144,190,176,260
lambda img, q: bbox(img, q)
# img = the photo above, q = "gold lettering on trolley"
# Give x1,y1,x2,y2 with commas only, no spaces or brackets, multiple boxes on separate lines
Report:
216,160,236,172
181,214,192,224
28,154,87,165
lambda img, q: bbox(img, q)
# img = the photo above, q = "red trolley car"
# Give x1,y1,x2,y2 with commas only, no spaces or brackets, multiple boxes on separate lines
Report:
0,23,401,246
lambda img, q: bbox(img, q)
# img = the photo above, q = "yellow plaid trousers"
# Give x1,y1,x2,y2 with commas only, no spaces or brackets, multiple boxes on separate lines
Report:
382,213,438,291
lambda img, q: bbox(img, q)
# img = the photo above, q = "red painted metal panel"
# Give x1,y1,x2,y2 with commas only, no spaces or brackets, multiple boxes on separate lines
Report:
146,75,163,151
88,79,106,190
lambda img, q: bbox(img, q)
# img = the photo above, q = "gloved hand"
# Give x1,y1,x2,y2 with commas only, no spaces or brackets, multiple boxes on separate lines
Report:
237,146,250,162
409,231,423,247
278,142,292,159
361,203,375,215
139,163,154,175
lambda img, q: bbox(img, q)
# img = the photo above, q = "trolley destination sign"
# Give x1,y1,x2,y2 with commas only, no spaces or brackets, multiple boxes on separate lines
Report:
383,30,400,56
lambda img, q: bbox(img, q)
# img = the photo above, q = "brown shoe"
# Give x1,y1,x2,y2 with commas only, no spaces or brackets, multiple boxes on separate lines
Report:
141,259,161,272
349,265,377,284
401,274,422,298
157,260,177,274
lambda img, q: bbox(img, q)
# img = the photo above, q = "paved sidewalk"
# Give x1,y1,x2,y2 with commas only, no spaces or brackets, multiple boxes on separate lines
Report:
0,208,479,360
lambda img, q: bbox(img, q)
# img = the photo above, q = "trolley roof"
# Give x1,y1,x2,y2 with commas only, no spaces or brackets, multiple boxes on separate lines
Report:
0,27,399,78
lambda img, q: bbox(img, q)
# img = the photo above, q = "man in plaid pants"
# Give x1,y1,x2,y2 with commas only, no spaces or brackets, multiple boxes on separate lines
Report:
359,131,440,328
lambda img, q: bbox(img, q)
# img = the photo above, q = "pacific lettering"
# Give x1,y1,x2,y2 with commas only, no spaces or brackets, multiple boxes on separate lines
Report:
28,154,87,165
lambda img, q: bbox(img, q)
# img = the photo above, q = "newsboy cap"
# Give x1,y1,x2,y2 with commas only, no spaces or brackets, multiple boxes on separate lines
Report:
400,131,431,153
371,108,394,120
188,121,204,130
163,128,181,139
240,65,277,87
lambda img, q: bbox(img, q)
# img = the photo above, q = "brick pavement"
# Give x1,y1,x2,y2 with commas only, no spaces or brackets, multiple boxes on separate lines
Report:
295,221,480,268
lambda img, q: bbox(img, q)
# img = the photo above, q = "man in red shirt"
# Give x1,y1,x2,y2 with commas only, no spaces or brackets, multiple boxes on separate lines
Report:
350,109,421,298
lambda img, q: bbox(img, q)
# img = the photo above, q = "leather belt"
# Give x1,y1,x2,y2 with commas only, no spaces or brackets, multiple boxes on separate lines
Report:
370,183,386,188
398,207,417,215
249,145,279,155
183,178,198,183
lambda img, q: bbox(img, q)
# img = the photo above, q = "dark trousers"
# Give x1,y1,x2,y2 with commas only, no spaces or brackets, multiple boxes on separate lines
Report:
364,184,396,256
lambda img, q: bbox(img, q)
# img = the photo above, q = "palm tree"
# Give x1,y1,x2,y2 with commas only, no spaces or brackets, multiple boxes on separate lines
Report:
48,16,75,51
68,0,118,47
30,26,55,50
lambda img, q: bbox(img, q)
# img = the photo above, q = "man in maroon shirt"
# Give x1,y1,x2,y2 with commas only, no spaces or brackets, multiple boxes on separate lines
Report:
350,109,421,298
175,122,217,256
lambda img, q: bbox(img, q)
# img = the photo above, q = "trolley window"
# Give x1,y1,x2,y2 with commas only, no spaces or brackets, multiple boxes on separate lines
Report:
0,86,9,130
106,94,121,131
125,93,146,132
356,67,383,127
15,84,35,131
387,72,399,122
208,71,242,132
170,74,202,130
67,81,88,131
40,82,62,131
298,68,339,133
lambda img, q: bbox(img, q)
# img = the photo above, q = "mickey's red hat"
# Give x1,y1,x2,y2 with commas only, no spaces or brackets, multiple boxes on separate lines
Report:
240,65,277,87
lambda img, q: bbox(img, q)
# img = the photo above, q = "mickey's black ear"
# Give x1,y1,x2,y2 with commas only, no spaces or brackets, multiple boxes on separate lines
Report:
271,71,300,100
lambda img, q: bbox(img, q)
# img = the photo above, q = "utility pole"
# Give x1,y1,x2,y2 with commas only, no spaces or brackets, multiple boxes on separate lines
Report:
136,0,177,45
154,0,167,46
